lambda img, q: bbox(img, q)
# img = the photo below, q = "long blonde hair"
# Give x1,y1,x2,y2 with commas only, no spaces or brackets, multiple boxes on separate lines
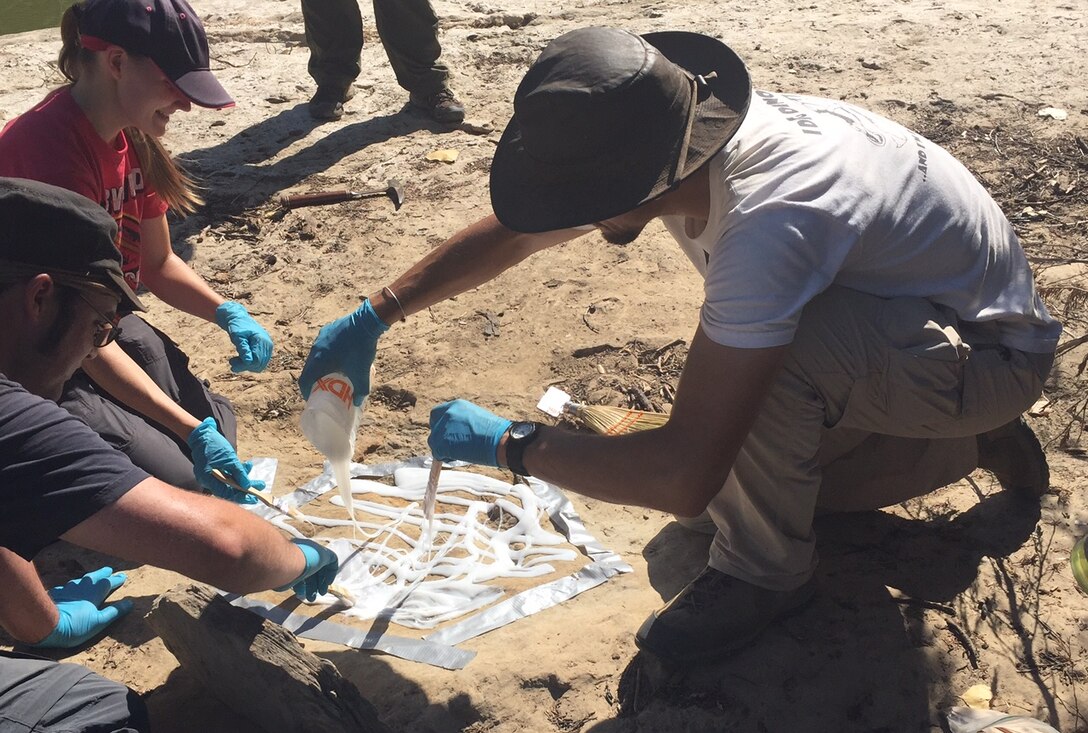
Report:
59,3,202,214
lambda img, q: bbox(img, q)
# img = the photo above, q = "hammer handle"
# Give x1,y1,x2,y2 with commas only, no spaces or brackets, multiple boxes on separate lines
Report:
278,190,360,209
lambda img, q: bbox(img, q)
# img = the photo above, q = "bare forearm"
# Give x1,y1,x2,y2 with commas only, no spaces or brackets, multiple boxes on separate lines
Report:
0,548,58,644
140,253,225,322
82,343,200,441
511,424,728,516
369,214,582,324
138,215,225,322
63,479,305,593
506,332,791,517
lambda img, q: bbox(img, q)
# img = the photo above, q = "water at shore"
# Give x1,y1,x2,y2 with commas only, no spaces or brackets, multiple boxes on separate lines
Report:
1,0,69,37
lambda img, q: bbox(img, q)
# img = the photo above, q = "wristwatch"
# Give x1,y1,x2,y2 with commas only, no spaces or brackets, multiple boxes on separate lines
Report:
504,421,540,477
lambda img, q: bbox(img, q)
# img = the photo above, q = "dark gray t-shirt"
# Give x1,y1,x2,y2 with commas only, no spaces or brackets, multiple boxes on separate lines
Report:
0,376,148,560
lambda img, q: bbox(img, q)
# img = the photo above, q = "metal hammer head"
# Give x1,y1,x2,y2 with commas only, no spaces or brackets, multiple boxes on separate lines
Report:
386,180,405,210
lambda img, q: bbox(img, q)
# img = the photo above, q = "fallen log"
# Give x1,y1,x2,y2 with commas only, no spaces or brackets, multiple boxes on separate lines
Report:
146,583,388,733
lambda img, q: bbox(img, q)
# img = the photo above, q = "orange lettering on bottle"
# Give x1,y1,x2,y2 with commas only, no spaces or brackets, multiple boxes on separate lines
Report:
314,376,353,406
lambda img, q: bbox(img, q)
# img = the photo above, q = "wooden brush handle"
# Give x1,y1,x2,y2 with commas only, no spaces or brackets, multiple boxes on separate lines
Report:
207,467,293,513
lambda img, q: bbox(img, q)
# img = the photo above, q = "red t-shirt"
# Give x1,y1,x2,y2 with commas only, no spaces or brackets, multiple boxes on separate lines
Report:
0,87,169,291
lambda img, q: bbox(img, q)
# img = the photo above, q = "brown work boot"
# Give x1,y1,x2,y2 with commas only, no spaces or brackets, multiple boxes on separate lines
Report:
976,417,1050,497
309,85,356,121
409,87,465,124
635,567,816,663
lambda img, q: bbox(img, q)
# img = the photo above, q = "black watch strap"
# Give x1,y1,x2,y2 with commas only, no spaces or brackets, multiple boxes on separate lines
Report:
505,421,540,477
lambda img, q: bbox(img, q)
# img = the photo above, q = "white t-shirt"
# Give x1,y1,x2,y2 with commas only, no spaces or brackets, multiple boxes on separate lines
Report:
661,91,1060,353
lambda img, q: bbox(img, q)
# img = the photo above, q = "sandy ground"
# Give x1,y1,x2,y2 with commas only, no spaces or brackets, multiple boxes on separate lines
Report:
2,0,1088,731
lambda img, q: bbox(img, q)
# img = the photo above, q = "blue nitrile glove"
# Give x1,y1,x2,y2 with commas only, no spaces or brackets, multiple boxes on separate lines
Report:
215,301,274,373
33,567,133,649
299,299,389,406
187,417,261,505
428,399,513,467
275,539,340,602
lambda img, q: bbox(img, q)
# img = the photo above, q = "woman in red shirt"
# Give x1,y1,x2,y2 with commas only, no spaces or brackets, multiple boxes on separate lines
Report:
0,0,272,502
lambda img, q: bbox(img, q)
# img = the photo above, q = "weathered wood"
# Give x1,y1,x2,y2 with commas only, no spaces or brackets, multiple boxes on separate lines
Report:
146,583,388,733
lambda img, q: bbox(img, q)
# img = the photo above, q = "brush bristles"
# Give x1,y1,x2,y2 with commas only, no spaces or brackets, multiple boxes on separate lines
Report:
567,403,669,435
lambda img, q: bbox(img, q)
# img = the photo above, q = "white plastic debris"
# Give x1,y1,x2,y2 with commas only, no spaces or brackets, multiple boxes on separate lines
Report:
946,707,1060,733
537,386,573,418
1037,107,1068,120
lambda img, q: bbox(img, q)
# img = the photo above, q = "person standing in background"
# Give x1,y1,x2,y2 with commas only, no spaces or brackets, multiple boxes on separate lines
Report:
301,0,466,123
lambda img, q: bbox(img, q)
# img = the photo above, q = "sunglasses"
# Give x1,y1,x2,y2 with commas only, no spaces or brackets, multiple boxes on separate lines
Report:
73,289,123,348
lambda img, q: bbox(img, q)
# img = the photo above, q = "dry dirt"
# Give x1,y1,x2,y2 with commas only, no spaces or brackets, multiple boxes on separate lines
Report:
2,0,1088,731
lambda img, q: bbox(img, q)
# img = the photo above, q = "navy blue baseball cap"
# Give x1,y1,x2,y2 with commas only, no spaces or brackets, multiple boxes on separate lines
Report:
0,178,146,312
78,0,234,109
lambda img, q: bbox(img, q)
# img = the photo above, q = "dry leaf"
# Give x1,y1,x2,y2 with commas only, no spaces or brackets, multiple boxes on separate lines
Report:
425,148,459,163
958,683,993,709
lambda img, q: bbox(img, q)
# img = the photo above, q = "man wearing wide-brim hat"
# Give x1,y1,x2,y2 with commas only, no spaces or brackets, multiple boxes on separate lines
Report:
301,27,1060,662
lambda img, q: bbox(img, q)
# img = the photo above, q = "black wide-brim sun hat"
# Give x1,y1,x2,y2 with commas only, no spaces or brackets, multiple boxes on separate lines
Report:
490,27,752,233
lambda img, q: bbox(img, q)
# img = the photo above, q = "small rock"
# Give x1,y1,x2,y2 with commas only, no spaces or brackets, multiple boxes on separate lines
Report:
459,121,494,135
502,12,536,29
860,58,882,70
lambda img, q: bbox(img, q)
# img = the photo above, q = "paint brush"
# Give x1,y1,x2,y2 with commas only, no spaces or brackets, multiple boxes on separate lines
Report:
210,468,317,537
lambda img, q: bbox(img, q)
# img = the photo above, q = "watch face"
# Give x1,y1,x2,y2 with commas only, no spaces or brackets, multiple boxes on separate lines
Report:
510,422,536,440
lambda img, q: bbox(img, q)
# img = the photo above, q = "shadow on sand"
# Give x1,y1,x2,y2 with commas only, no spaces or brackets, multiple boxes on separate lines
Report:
167,100,448,256
585,490,1041,732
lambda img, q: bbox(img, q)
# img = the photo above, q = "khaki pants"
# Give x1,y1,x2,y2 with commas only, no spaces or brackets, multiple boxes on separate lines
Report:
682,287,1053,591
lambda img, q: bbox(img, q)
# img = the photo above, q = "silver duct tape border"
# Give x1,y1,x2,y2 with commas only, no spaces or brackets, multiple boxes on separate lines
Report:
220,592,476,670
239,457,283,523
425,559,629,647
242,457,632,663
424,475,632,646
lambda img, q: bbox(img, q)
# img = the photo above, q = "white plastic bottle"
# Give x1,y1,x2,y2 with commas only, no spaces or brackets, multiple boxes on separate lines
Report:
300,372,361,533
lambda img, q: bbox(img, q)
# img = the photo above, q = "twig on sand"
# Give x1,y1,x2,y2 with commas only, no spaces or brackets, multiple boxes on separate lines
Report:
945,620,980,669
891,596,956,616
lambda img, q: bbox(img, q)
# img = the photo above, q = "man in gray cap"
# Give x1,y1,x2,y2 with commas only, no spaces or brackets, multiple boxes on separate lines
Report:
0,177,338,730
300,27,1059,663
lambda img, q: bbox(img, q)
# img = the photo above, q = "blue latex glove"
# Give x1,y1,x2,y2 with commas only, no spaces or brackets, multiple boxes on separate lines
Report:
275,539,340,602
299,300,388,406
33,567,133,649
428,399,513,467
215,301,274,373
187,417,261,505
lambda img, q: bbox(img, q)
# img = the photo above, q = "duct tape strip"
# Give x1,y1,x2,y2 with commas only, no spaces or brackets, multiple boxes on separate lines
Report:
239,457,282,523
245,457,631,656
525,475,633,571
221,592,476,671
422,474,632,646
425,559,628,647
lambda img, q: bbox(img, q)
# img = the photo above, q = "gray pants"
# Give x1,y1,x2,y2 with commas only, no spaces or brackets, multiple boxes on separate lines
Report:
59,314,237,492
683,287,1053,591
0,652,148,733
300,0,449,96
